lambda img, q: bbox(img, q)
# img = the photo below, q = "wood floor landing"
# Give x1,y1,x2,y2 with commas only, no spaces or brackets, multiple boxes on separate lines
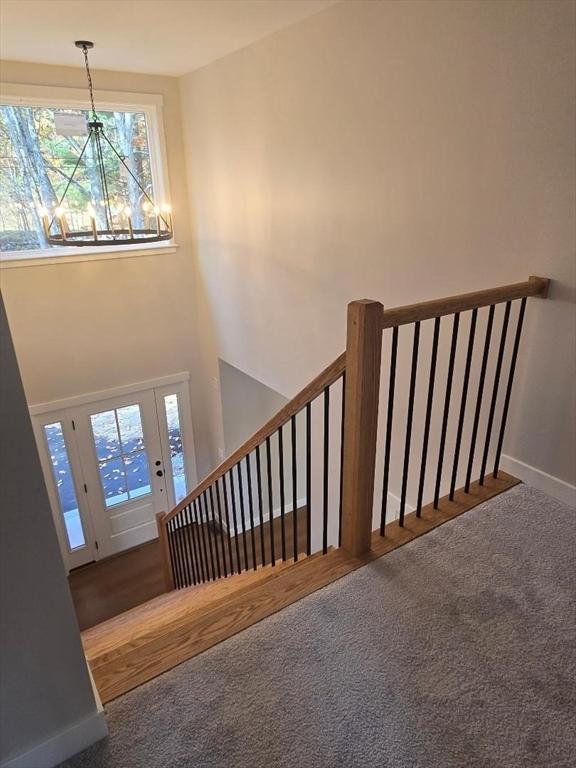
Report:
83,472,519,704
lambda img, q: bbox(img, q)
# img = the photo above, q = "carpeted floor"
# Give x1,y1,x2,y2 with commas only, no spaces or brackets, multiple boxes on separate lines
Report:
61,485,576,768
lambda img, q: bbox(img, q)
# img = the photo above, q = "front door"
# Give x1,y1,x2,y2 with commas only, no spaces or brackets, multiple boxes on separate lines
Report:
74,391,166,559
33,379,197,570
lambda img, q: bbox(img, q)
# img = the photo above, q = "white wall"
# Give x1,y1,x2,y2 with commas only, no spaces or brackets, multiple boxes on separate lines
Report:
0,60,224,480
180,0,576,489
0,296,105,767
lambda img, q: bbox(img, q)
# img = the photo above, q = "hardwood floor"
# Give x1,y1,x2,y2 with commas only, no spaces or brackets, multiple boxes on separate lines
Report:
83,472,519,703
70,508,308,630
69,540,167,630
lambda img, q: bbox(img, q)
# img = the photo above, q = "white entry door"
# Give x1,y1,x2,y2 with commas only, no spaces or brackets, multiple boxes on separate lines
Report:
32,378,197,570
74,390,167,559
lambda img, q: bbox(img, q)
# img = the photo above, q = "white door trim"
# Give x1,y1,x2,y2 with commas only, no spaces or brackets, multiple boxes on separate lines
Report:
28,371,190,416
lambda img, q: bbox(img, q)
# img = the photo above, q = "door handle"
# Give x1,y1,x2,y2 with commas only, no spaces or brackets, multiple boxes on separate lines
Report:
156,469,164,477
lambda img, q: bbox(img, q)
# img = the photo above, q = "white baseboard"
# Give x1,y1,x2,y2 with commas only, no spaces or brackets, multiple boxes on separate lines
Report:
501,454,576,508
0,710,107,768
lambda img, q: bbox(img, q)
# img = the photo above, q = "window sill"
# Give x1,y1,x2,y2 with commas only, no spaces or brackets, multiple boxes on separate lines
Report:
0,241,179,269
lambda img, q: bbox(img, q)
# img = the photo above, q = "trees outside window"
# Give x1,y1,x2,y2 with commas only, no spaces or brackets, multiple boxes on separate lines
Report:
0,105,154,252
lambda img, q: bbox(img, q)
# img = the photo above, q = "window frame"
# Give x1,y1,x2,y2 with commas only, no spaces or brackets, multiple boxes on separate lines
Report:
0,82,177,266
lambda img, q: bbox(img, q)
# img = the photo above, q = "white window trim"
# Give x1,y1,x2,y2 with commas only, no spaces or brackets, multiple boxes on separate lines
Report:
0,82,176,266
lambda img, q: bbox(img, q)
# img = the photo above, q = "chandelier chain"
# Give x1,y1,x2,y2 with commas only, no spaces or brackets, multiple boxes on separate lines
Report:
81,44,98,119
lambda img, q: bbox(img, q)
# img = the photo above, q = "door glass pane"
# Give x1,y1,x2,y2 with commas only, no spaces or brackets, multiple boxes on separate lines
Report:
43,422,85,550
117,404,145,453
90,410,121,460
91,404,152,508
124,450,151,498
164,394,187,503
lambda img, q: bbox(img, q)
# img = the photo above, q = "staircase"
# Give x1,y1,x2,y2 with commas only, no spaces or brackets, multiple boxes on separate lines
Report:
83,276,549,703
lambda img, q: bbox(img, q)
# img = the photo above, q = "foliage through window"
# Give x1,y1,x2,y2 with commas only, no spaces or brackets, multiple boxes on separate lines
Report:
0,104,155,252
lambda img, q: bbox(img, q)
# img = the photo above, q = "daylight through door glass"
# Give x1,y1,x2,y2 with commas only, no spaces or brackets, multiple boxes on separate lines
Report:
90,405,151,507
43,422,86,549
164,394,187,503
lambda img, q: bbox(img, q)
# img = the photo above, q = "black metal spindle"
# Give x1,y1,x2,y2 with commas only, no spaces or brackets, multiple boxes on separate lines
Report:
208,485,222,579
228,469,242,573
201,492,217,580
479,301,511,484
189,499,205,583
221,474,237,574
465,305,495,492
493,298,527,478
416,317,441,516
277,427,287,561
194,497,210,582
434,313,460,508
399,322,421,525
449,309,478,500
266,436,276,567
338,373,346,547
380,326,398,533
322,386,330,555
255,445,266,567
183,504,198,585
305,402,312,556
214,481,228,577
167,519,181,589
245,455,258,570
291,415,298,561
236,462,250,571
172,515,187,588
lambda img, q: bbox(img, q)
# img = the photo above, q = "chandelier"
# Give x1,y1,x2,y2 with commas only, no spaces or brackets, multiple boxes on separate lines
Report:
40,41,173,247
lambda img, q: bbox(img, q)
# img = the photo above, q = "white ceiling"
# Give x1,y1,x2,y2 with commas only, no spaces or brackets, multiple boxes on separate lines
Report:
0,0,337,77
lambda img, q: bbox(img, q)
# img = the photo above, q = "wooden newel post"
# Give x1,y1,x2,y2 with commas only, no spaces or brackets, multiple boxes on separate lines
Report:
156,512,174,592
341,299,384,557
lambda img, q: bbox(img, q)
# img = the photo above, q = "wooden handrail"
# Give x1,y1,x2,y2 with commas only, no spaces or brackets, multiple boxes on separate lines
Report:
380,276,549,330
164,351,346,522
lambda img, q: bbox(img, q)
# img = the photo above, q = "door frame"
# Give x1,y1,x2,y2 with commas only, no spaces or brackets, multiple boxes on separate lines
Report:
31,372,197,573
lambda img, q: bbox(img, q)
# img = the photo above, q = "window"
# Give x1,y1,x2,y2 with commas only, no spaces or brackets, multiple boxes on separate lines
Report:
164,393,188,503
90,405,152,508
0,84,171,262
43,421,86,549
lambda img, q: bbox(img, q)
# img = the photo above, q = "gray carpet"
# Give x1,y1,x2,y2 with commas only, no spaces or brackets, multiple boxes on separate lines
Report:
61,485,576,768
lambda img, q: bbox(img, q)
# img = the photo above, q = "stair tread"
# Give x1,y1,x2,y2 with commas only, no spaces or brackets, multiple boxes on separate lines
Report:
82,554,320,661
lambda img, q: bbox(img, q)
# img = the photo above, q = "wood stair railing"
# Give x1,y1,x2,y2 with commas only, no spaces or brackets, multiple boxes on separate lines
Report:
158,276,549,592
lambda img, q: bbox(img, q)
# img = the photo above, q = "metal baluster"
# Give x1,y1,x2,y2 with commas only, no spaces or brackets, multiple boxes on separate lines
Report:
228,469,242,573
167,519,181,589
278,427,287,561
465,305,495,492
449,309,478,500
208,485,222,579
479,301,511,484
323,386,330,555
416,317,440,516
306,402,312,556
493,298,527,478
173,514,187,588
245,455,258,570
214,480,229,577
189,499,205,583
256,445,266,567
291,414,298,562
183,504,197,585
222,474,237,574
434,313,460,508
200,492,217,580
338,373,346,547
194,497,210,582
399,322,421,525
380,326,398,533
266,436,276,567
236,462,249,571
